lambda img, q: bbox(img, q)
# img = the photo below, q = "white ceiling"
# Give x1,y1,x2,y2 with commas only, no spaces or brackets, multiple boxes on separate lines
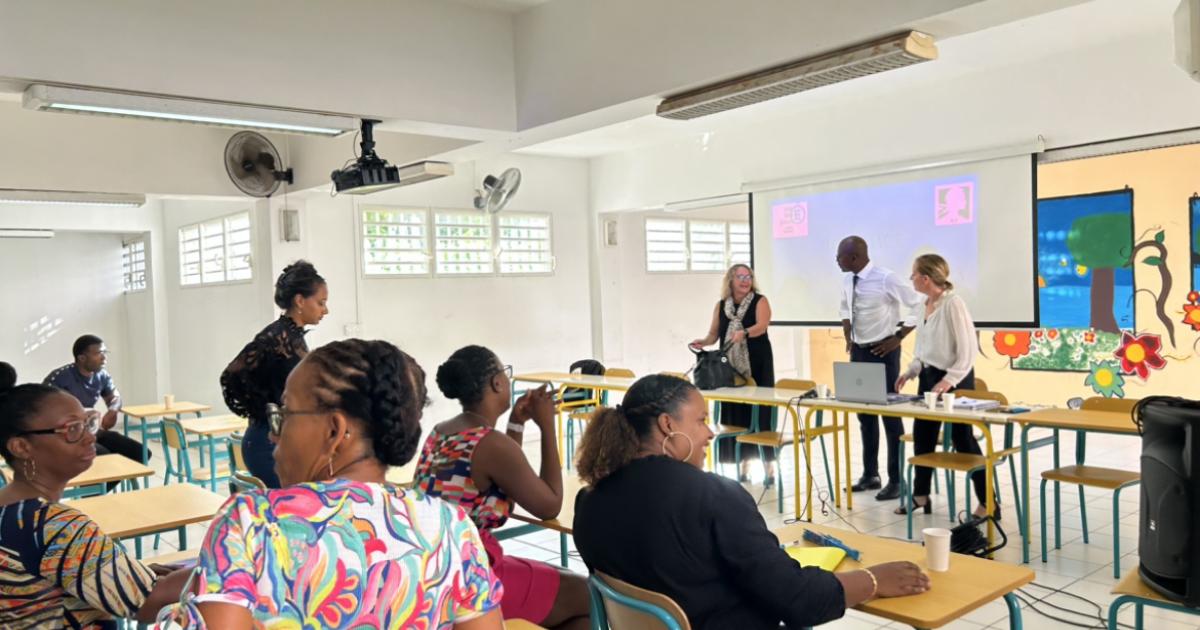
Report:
447,0,550,13
516,0,1169,159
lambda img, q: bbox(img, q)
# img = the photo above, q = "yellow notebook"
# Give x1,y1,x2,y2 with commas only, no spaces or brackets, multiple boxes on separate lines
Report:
785,545,847,571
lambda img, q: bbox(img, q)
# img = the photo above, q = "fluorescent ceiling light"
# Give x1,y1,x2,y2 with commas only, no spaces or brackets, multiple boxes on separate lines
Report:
664,193,748,212
0,188,146,207
24,84,356,137
658,31,937,120
0,229,54,239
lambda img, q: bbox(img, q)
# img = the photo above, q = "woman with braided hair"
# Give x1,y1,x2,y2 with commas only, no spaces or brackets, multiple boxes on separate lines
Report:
220,260,328,488
572,374,931,630
171,339,503,629
414,345,590,630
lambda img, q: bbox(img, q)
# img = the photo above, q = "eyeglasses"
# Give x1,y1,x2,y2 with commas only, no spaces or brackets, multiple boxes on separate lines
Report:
266,403,328,435
735,274,753,281
489,364,513,381
17,411,101,443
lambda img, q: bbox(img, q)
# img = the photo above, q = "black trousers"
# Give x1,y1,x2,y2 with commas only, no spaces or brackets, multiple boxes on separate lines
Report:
911,366,988,504
96,429,149,463
850,343,903,483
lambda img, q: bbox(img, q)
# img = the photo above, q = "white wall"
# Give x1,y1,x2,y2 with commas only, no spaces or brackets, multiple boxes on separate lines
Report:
595,205,801,378
0,232,132,400
159,199,275,413
267,153,594,420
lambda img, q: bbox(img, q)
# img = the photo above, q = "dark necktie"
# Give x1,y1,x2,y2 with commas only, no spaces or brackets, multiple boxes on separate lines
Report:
851,274,860,344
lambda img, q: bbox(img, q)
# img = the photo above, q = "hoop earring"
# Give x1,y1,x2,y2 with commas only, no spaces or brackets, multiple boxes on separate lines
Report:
661,432,695,462
22,458,36,482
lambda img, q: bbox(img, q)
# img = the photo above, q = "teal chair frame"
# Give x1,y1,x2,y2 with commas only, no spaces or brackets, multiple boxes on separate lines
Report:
731,405,834,514
589,574,685,630
1107,593,1200,630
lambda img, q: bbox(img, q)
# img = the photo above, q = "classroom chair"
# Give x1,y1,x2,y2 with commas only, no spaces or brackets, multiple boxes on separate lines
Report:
902,389,1019,539
230,469,267,492
564,367,634,469
589,572,691,630
1040,396,1140,578
227,431,249,472
734,379,834,513
160,418,233,488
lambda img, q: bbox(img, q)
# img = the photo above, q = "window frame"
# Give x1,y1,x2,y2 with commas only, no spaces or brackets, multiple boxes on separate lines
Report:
178,210,254,288
644,216,751,274
360,206,432,278
121,238,147,293
496,211,555,276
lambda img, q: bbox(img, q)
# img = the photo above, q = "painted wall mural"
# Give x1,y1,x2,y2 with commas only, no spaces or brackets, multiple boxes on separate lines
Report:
1010,189,1134,371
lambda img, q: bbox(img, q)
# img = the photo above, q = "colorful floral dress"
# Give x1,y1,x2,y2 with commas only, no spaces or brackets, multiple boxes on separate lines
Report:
0,498,156,629
165,479,502,629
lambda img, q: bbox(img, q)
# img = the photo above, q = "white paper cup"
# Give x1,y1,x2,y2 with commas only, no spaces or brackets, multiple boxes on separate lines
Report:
942,393,956,411
816,384,830,399
924,391,938,409
923,527,952,571
164,394,175,409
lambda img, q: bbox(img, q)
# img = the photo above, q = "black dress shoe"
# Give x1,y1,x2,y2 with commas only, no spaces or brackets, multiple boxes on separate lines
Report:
851,476,882,492
875,481,901,501
894,496,933,515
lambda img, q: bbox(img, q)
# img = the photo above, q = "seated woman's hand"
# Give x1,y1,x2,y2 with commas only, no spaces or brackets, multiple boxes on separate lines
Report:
528,386,558,432
868,561,930,598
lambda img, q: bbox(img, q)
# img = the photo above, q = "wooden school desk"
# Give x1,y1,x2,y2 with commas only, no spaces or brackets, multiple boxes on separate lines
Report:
774,522,1033,629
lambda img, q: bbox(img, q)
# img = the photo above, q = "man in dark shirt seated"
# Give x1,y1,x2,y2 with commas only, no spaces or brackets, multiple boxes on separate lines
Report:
43,335,148,465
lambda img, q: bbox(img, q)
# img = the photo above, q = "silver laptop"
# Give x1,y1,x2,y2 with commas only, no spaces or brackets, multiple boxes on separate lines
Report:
833,362,916,405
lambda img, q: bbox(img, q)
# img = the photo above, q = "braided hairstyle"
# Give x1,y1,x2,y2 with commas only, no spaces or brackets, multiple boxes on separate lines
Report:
436,345,500,407
274,260,326,311
0,380,63,464
575,374,696,485
303,339,428,467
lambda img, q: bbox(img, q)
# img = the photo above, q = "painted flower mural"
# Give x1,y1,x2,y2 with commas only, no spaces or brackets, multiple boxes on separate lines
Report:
1084,361,1125,398
1113,331,1166,379
1183,291,1200,332
993,331,1032,359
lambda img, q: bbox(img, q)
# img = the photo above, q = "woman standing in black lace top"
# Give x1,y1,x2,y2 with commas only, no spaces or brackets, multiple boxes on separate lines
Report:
220,261,328,487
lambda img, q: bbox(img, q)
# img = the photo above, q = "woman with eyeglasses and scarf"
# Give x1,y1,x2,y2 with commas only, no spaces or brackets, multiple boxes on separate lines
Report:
0,375,191,629
690,264,777,485
414,345,591,630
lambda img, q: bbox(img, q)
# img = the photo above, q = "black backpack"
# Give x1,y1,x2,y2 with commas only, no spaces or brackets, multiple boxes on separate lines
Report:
562,359,605,404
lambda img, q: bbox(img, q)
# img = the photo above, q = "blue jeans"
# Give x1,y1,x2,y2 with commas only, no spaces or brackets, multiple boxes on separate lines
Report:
241,423,281,488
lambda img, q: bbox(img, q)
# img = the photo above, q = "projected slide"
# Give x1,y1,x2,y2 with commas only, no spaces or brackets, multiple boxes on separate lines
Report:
751,154,1035,326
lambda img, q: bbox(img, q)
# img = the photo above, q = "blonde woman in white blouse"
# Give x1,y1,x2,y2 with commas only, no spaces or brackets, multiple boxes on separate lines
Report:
892,254,995,519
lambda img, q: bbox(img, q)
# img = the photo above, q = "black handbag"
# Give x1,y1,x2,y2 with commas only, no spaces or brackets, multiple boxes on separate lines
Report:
688,343,742,390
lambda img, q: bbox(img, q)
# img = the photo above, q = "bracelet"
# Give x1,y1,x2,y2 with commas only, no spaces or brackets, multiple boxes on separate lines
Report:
507,422,525,434
861,568,878,600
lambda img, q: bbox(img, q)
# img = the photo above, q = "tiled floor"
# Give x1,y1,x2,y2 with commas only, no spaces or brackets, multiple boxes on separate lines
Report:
127,420,1200,629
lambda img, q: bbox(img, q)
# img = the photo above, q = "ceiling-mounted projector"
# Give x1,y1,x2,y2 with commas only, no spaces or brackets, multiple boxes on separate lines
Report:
331,119,453,194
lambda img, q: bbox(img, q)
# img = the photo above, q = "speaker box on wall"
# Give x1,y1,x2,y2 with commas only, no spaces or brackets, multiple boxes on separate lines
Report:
1175,0,1200,81
1137,396,1200,606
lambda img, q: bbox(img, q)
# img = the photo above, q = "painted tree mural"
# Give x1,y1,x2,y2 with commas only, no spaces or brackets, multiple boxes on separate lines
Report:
1130,227,1176,348
1066,213,1131,334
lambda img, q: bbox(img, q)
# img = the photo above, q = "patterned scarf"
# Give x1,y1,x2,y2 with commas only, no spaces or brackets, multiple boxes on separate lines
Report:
723,292,755,379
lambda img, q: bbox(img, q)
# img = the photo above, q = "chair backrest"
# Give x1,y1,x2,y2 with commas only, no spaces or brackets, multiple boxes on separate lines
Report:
659,371,689,381
1082,397,1138,413
230,470,267,492
974,377,989,392
590,572,690,630
605,367,636,378
956,389,1009,406
161,417,187,451
775,378,816,391
228,431,248,471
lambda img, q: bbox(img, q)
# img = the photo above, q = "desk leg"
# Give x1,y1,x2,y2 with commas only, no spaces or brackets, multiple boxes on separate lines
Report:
1021,424,1031,564
1052,429,1061,551
844,411,853,511
802,409,814,522
139,418,149,464
831,411,842,509
1003,592,1023,630
793,410,803,520
560,533,569,568
179,526,188,550
207,435,218,493
134,537,143,559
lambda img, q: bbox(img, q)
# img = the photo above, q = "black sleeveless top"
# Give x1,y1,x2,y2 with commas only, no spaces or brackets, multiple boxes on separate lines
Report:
717,294,774,386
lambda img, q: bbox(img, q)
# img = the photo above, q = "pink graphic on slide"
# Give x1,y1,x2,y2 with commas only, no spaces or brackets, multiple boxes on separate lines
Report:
934,182,974,226
772,201,809,238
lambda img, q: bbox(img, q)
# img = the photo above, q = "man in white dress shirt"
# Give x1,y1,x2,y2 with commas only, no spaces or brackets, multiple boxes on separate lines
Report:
836,236,923,501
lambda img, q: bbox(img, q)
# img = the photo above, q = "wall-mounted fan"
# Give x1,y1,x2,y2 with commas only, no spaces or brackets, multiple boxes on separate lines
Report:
473,168,521,214
224,131,294,197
